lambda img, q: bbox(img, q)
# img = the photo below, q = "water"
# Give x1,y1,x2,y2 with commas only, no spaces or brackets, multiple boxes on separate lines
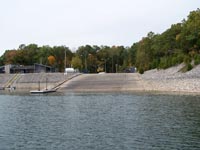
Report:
0,92,200,149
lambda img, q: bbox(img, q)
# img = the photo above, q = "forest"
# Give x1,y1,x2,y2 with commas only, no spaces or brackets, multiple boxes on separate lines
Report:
0,9,200,73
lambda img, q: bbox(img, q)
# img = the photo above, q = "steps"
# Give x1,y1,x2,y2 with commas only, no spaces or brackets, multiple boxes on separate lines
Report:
4,74,21,89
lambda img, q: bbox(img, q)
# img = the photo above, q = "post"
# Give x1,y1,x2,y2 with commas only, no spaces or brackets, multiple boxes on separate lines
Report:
64,49,66,72
38,81,40,91
46,77,48,90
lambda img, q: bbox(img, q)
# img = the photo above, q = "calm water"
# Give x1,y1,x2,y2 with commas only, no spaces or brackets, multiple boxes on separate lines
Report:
0,92,200,150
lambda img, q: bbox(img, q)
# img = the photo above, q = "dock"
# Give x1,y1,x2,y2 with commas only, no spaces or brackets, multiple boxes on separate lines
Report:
30,89,56,94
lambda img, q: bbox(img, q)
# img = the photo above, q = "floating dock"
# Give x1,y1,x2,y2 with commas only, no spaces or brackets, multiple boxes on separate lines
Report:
30,89,56,94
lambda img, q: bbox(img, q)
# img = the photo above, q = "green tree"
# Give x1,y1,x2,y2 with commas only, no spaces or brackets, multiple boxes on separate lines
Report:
52,46,72,72
38,45,52,65
71,55,82,70
135,32,155,72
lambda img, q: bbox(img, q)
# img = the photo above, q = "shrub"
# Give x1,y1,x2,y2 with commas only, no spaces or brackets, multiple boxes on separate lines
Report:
180,63,193,72
150,59,159,69
176,53,184,63
186,63,193,71
183,55,191,64
172,57,179,66
194,55,200,65
139,68,144,74
159,57,170,69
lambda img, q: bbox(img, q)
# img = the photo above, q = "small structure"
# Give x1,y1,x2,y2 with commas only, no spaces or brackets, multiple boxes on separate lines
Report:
65,68,75,73
64,68,77,75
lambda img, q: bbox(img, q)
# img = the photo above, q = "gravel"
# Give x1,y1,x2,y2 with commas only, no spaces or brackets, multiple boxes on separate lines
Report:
141,64,200,93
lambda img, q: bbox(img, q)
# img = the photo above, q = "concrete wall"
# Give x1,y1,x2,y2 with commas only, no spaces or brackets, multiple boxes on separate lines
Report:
5,65,11,74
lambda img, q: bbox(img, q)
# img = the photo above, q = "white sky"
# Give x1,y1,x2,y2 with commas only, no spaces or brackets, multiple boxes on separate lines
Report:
0,0,200,55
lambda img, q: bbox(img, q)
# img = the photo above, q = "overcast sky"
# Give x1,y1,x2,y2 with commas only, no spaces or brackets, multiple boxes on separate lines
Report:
0,0,200,55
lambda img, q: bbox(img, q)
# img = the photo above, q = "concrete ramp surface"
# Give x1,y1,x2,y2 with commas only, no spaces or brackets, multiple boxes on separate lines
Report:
60,73,145,92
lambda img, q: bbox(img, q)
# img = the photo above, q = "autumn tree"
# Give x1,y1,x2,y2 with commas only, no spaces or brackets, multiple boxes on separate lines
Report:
48,55,56,66
3,50,17,64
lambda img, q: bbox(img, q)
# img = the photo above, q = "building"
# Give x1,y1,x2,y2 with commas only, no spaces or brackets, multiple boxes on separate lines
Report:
0,63,55,74
34,63,55,73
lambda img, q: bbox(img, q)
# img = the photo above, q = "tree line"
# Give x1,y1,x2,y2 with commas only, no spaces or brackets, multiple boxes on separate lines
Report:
0,9,200,73
0,44,131,73
135,9,200,73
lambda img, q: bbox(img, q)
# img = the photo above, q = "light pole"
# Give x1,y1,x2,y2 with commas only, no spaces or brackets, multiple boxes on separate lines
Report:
102,59,107,73
85,52,87,72
105,59,107,73
112,55,114,73
115,64,118,73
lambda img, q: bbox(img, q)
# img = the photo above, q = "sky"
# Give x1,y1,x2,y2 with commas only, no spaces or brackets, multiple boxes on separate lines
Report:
0,0,200,55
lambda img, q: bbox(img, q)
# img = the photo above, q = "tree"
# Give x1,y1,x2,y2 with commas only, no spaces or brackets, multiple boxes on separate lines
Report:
24,44,40,65
71,55,82,70
52,46,73,72
128,43,138,67
3,50,17,64
76,45,99,73
135,33,155,72
38,45,52,65
48,55,56,66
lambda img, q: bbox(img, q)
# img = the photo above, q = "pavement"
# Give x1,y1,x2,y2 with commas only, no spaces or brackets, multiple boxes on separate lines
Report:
59,73,145,92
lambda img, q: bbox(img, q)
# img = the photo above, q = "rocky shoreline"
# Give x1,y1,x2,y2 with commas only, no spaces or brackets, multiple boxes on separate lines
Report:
141,64,200,94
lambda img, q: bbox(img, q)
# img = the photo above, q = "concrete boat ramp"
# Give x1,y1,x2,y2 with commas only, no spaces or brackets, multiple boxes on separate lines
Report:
0,73,80,92
0,73,144,93
59,73,145,92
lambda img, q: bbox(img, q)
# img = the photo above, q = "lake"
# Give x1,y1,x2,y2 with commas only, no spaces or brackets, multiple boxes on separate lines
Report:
0,92,200,149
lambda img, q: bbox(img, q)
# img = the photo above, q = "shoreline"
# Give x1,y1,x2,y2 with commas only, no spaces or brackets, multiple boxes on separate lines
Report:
2,88,200,96
141,64,200,95
0,64,200,96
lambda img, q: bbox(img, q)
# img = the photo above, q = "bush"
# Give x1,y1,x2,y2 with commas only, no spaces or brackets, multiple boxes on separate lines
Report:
180,63,193,72
159,57,170,69
194,55,200,65
139,68,144,74
171,56,180,66
186,63,193,71
150,59,159,69
176,53,184,63
183,55,191,64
